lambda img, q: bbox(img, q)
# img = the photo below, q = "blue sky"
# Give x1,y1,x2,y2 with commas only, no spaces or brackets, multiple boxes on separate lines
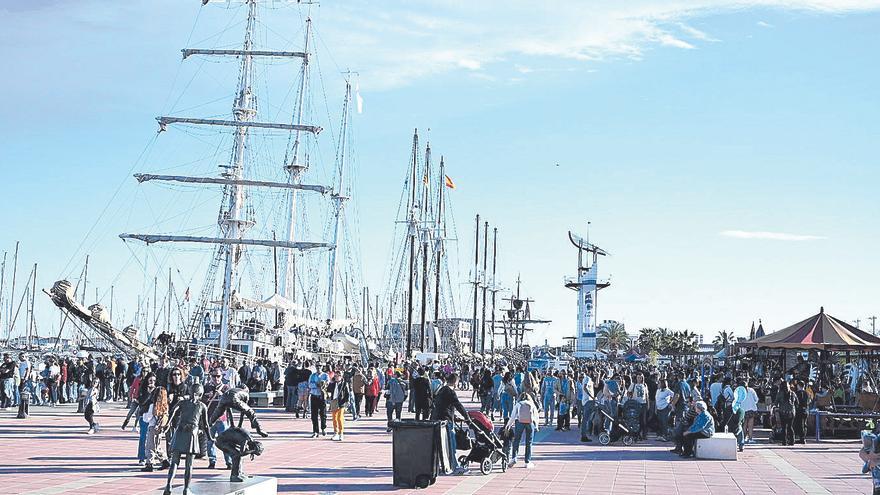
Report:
1,0,879,345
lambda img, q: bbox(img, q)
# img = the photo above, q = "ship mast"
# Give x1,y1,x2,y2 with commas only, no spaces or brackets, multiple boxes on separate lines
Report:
121,1,330,351
325,76,353,319
281,17,313,305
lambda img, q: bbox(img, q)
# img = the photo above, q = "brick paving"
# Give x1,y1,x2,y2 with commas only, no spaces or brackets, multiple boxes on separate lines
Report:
0,392,872,494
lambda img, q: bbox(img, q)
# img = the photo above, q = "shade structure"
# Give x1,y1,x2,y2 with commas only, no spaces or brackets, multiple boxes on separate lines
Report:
741,307,880,350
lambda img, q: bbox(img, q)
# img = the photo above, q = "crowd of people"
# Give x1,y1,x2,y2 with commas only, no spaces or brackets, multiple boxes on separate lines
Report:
0,349,833,478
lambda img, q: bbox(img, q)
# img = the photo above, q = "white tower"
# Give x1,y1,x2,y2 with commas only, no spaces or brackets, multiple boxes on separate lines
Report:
565,228,609,356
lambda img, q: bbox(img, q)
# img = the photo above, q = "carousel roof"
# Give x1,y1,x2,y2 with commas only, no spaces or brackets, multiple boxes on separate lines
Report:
741,307,880,350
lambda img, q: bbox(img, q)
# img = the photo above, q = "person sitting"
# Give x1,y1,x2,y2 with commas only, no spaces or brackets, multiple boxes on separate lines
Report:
680,401,715,458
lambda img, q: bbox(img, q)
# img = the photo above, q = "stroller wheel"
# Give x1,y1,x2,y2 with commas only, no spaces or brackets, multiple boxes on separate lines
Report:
623,435,635,446
598,432,611,445
480,458,493,475
458,455,468,466
501,458,508,472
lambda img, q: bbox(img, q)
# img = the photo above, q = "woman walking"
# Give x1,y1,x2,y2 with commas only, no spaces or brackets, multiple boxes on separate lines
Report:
507,392,539,469
83,377,100,434
365,367,380,417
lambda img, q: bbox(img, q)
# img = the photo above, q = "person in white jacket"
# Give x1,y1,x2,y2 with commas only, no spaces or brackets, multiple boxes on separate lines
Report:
506,392,539,469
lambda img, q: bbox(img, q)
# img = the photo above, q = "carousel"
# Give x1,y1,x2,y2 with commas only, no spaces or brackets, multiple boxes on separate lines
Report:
737,307,880,439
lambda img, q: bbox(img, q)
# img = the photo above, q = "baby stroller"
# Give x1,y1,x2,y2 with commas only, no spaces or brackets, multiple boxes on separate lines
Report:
456,411,508,475
619,399,643,441
595,402,637,446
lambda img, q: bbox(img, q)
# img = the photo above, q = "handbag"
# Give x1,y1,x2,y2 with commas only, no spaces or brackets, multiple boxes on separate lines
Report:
329,399,339,412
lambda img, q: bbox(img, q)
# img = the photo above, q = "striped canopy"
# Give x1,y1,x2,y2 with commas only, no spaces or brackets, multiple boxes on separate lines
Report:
741,308,880,350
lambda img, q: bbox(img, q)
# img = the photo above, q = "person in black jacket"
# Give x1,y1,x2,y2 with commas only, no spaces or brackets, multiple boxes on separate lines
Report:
328,373,351,441
794,380,810,445
411,367,433,421
431,373,471,475
776,377,799,446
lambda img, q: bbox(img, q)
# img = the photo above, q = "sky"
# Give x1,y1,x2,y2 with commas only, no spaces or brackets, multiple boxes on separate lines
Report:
1,0,879,346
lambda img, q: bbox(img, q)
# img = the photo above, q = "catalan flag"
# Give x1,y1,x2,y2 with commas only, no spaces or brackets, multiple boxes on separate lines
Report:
445,175,455,189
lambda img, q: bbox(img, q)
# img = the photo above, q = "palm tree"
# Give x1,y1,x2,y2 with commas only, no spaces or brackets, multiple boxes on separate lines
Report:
598,321,628,351
713,330,736,353
638,327,660,354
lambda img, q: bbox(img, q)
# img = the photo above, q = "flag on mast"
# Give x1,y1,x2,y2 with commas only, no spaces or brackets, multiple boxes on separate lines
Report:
356,83,364,114
444,175,455,189
184,287,191,302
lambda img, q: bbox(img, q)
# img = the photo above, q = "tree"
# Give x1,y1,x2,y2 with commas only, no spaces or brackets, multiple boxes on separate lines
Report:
713,330,736,353
598,321,628,351
638,327,661,354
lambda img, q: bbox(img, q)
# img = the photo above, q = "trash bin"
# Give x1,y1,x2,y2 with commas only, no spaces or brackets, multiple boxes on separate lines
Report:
391,419,444,488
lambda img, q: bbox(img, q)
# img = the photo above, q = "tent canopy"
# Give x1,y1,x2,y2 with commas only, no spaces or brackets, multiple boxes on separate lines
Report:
741,307,880,350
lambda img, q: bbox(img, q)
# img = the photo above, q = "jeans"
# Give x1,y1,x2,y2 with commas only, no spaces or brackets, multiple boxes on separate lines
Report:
501,393,514,422
657,407,670,438
729,408,745,448
386,400,403,427
512,421,534,463
446,421,459,470
1,378,14,408
794,410,807,443
310,395,327,434
542,395,556,424
580,401,595,439
138,418,148,462
207,421,231,465
285,386,298,411
780,411,795,445
354,393,364,417
67,382,78,405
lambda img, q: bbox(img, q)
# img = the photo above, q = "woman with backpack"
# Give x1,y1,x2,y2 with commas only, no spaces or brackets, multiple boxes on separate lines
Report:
506,392,539,469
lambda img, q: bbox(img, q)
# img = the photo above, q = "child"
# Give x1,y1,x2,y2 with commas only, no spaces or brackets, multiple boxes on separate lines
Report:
557,397,571,431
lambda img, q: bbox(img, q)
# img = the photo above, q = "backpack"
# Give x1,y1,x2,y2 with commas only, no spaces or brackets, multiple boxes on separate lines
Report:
518,400,534,424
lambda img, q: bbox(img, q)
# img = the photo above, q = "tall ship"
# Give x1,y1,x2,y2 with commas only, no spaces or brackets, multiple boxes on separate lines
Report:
46,0,369,365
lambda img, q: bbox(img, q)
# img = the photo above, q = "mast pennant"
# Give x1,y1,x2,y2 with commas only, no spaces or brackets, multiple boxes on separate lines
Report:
445,175,456,189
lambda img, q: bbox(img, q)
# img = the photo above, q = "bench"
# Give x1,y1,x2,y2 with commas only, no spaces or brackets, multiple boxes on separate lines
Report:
249,391,277,408
696,432,738,460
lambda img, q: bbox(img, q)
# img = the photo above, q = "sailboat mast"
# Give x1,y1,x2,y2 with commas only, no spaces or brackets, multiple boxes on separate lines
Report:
432,157,445,353
280,17,313,304
471,215,479,353
480,221,488,355
405,129,419,357
325,78,352,320
29,264,36,349
167,267,172,334
7,242,18,341
0,251,6,340
81,254,88,307
490,227,497,355
419,143,431,352
219,0,258,350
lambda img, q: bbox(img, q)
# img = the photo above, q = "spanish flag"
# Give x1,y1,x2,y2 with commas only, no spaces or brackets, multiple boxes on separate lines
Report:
444,175,456,189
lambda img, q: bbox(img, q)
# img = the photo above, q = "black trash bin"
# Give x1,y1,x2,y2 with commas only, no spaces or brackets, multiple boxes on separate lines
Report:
391,419,444,488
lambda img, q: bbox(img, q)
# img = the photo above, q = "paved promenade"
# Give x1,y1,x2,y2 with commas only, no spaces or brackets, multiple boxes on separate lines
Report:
0,392,872,494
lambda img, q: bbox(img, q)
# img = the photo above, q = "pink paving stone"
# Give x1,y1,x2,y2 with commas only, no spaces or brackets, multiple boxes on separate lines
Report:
1,390,876,495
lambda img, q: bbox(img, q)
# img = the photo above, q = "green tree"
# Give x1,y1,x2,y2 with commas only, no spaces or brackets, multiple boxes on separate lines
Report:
598,321,628,351
713,330,736,353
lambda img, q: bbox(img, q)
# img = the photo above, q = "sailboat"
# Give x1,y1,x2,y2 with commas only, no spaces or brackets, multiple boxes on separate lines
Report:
48,0,366,365
378,130,462,359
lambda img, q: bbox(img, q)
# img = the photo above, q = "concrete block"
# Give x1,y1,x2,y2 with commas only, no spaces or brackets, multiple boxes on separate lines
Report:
696,432,738,460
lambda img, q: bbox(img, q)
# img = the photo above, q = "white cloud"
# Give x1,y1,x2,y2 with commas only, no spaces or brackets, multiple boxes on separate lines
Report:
720,230,826,241
757,20,775,27
297,1,880,89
